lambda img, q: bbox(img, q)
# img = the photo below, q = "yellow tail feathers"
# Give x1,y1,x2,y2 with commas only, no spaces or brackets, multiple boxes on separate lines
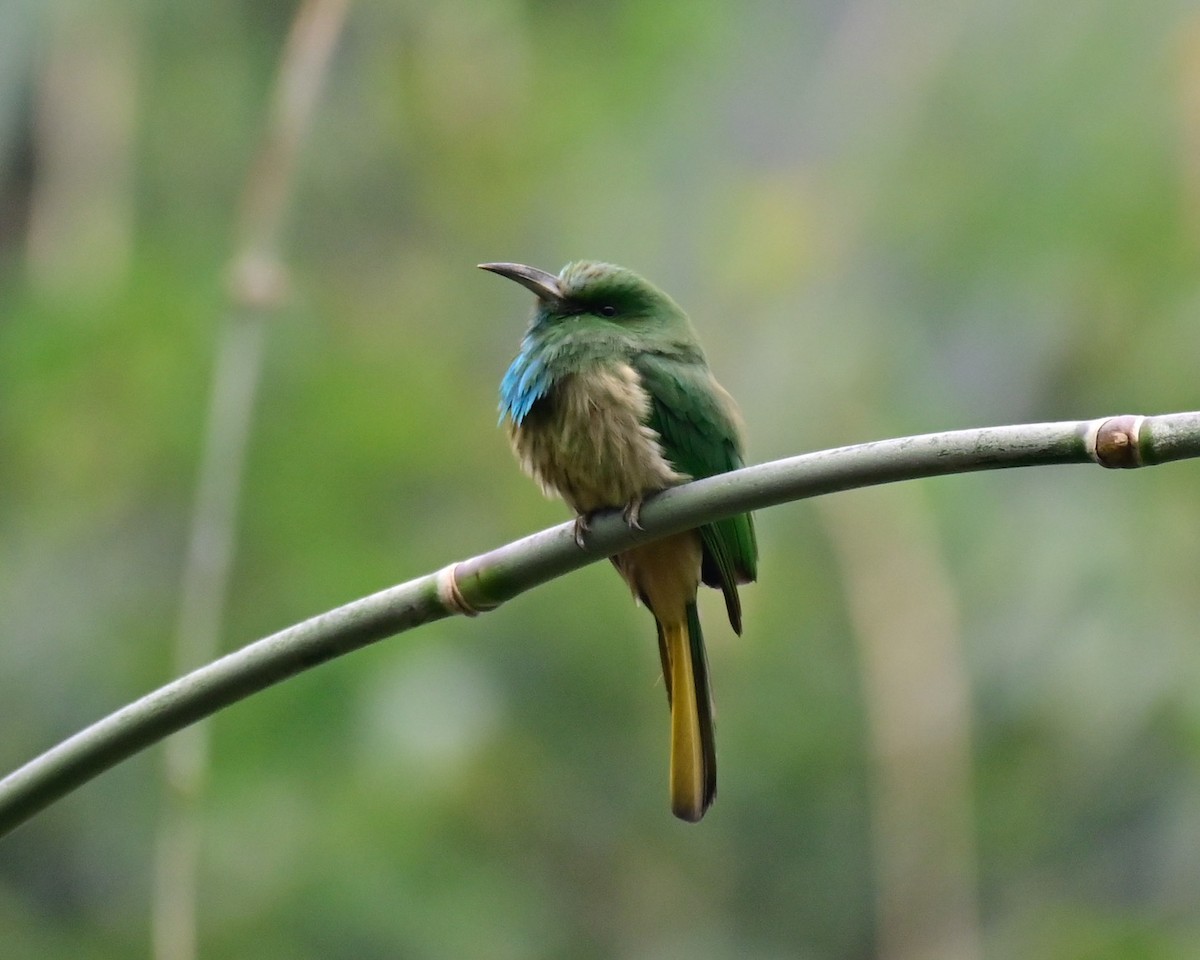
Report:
616,534,716,821
661,614,716,822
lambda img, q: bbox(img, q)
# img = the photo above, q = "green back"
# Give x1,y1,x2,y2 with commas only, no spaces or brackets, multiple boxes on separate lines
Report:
634,352,758,634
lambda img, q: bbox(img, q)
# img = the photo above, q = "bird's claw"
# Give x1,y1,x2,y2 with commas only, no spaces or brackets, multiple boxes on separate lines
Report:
574,500,643,548
572,513,593,549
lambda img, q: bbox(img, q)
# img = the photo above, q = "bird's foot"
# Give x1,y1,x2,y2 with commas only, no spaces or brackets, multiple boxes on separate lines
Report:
573,500,643,548
572,512,594,549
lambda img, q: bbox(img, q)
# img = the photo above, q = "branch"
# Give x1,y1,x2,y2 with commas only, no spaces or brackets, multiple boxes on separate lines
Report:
1,411,1196,837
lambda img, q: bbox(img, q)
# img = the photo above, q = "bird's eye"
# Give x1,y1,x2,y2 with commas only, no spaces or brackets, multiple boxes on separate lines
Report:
597,305,618,318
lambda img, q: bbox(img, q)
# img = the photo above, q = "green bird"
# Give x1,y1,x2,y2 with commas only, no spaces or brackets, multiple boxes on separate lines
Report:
482,260,758,822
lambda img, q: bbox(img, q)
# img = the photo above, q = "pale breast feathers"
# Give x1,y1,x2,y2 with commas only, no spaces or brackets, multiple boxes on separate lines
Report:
507,363,688,514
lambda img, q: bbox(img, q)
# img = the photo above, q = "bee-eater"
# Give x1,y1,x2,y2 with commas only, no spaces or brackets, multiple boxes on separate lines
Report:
482,260,757,822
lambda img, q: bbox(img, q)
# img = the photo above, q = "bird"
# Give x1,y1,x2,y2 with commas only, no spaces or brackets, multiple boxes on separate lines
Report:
481,260,757,822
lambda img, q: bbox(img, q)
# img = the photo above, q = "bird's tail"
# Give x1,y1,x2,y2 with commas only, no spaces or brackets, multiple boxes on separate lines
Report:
656,602,716,822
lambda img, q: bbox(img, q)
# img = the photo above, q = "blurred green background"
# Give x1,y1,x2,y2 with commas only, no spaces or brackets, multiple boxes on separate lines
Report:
4,0,1200,957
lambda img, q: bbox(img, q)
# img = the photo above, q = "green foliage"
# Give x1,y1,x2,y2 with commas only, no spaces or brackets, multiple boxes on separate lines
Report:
3,0,1200,957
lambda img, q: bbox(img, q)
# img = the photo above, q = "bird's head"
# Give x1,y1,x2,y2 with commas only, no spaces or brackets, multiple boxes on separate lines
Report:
479,260,693,340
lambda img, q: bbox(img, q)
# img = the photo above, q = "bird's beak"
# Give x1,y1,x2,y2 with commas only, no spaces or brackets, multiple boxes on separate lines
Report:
478,262,563,304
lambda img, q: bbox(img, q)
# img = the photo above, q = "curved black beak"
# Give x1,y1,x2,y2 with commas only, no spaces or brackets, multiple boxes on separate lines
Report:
478,262,563,303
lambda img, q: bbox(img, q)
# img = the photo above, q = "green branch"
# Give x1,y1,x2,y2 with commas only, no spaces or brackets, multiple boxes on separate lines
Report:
1,411,1196,837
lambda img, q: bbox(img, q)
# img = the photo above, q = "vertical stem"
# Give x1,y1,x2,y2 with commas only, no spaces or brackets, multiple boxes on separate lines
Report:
26,4,137,299
152,317,267,960
820,487,983,960
151,2,351,958
1177,18,1200,238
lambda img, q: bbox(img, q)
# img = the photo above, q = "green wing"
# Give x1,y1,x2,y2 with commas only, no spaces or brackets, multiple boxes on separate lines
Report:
634,352,758,634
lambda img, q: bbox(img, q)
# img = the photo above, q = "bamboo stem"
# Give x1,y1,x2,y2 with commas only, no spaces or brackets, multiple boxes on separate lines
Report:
0,411,1196,839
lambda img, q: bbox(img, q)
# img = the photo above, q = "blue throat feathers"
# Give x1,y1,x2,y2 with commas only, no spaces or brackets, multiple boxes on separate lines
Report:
499,342,551,426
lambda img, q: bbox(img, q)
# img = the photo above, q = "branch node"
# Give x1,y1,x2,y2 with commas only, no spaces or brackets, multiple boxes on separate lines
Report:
228,251,290,311
1087,415,1146,469
436,562,485,617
